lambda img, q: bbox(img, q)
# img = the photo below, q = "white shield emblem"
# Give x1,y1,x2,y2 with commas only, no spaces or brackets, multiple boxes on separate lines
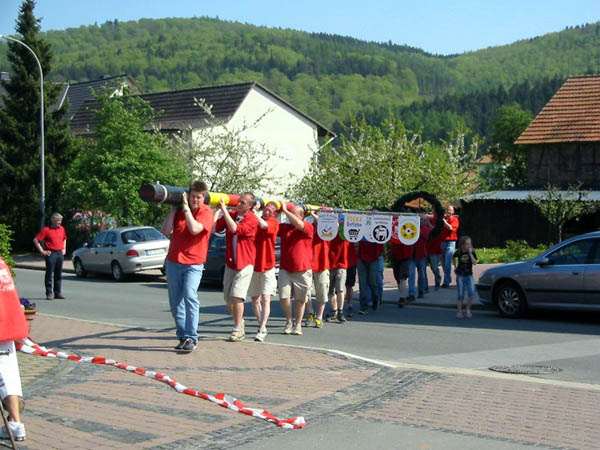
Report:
317,212,339,241
397,215,420,245
343,213,366,242
366,215,393,244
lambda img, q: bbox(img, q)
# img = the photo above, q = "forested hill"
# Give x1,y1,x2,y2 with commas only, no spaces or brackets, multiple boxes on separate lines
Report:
1,17,600,130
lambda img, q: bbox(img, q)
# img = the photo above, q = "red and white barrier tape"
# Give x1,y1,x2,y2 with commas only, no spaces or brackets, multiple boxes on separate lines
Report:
15,337,305,429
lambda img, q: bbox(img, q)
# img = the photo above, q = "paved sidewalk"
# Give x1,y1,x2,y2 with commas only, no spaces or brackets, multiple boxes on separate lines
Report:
13,254,497,310
14,314,600,449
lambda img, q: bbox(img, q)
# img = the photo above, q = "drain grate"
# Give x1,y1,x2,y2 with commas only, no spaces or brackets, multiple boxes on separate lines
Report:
489,364,562,375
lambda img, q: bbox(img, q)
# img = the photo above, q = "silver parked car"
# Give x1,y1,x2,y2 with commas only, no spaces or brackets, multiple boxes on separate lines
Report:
72,226,169,281
477,231,600,318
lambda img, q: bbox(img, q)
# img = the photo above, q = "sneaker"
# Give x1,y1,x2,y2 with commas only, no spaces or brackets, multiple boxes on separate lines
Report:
406,295,416,304
180,338,197,352
337,310,347,323
456,311,464,319
0,421,26,441
434,284,440,291
465,310,472,319
305,313,316,327
417,291,424,299
314,318,323,328
54,293,66,299
46,293,54,300
358,306,368,315
291,323,303,335
441,284,450,289
254,328,268,342
229,328,245,342
283,320,293,335
325,311,336,322
174,339,185,350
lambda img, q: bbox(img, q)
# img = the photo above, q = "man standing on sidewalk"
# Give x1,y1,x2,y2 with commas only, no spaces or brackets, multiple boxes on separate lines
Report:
278,203,314,336
162,181,214,353
215,193,258,342
33,212,67,300
441,205,460,288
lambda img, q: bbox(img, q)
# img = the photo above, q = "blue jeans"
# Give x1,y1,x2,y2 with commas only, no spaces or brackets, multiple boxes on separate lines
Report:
441,241,456,286
408,258,427,297
357,256,384,308
44,251,64,295
166,260,204,342
457,275,475,301
427,254,442,288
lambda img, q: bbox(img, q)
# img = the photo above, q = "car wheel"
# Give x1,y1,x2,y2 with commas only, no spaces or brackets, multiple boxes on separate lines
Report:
495,281,527,318
111,261,127,282
73,258,87,278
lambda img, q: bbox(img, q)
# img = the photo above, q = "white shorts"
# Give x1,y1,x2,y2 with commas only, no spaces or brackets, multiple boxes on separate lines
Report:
223,265,254,302
329,268,347,295
0,341,23,399
278,269,312,303
311,270,330,304
248,268,277,297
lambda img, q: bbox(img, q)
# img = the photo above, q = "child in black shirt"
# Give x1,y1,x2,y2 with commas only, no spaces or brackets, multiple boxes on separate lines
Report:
453,236,478,318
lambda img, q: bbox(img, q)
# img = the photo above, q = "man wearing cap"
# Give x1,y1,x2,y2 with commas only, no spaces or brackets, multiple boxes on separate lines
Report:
34,212,67,300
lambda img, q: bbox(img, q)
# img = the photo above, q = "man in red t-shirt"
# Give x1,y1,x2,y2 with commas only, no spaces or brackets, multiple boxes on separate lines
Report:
306,212,330,329
162,181,215,353
215,192,258,342
278,203,314,336
328,234,353,322
357,241,385,314
34,212,67,300
248,202,279,342
440,205,460,288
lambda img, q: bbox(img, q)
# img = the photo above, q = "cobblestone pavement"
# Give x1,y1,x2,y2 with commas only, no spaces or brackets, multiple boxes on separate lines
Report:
10,315,598,449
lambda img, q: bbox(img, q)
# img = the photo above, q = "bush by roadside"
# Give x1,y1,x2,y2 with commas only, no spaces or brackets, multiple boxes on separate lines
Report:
477,240,549,263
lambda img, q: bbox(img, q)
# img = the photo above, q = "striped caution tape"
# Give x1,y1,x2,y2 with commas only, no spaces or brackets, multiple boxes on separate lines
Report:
15,337,305,430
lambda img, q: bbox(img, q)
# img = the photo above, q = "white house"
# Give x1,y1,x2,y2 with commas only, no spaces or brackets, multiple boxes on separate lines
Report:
71,81,334,194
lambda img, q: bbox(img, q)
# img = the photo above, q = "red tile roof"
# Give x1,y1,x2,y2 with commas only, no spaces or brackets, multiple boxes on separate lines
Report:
515,75,600,144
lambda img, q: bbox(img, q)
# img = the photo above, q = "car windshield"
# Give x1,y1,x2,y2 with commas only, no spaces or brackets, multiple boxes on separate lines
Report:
121,228,165,244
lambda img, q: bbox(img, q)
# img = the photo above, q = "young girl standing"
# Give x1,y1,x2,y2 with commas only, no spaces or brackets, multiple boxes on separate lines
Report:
453,236,478,318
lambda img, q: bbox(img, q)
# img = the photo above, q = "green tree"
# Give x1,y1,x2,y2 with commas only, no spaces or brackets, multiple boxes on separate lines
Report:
63,93,188,227
488,103,533,187
528,184,599,242
291,119,479,209
0,0,76,248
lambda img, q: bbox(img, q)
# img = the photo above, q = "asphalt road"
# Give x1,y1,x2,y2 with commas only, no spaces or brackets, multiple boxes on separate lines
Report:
15,268,600,386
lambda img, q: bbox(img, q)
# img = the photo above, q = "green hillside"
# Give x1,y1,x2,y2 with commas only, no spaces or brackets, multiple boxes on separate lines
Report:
1,17,600,129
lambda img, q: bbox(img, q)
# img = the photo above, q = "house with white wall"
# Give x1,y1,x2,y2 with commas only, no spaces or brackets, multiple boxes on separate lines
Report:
71,81,334,194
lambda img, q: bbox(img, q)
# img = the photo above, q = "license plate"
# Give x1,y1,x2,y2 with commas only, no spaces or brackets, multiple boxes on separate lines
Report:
146,248,164,256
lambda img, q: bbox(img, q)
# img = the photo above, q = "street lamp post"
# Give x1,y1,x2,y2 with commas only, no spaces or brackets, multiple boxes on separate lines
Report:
0,34,45,229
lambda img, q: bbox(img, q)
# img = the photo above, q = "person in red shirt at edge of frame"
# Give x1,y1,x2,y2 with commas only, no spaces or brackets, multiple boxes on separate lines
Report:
305,211,330,329
327,233,354,323
248,201,279,342
357,241,385,315
215,192,259,342
440,205,460,288
162,181,215,353
278,202,314,336
33,212,67,300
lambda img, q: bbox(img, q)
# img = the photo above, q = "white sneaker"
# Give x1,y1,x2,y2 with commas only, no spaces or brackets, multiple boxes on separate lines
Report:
283,320,293,335
228,327,245,342
254,328,268,342
0,421,26,441
291,323,303,335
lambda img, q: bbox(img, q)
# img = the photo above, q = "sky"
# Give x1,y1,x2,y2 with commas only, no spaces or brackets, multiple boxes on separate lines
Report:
1,0,600,55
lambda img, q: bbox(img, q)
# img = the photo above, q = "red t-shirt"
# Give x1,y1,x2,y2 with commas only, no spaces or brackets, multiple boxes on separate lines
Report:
254,217,279,272
35,225,66,251
312,233,330,272
389,238,412,260
329,235,355,269
167,205,214,265
358,241,384,263
215,211,258,270
441,215,460,241
278,222,314,272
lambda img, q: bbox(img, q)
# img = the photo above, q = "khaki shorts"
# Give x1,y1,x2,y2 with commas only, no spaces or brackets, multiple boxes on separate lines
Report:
278,269,312,303
311,270,330,304
329,268,347,296
248,268,277,297
223,265,254,302
0,341,23,399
